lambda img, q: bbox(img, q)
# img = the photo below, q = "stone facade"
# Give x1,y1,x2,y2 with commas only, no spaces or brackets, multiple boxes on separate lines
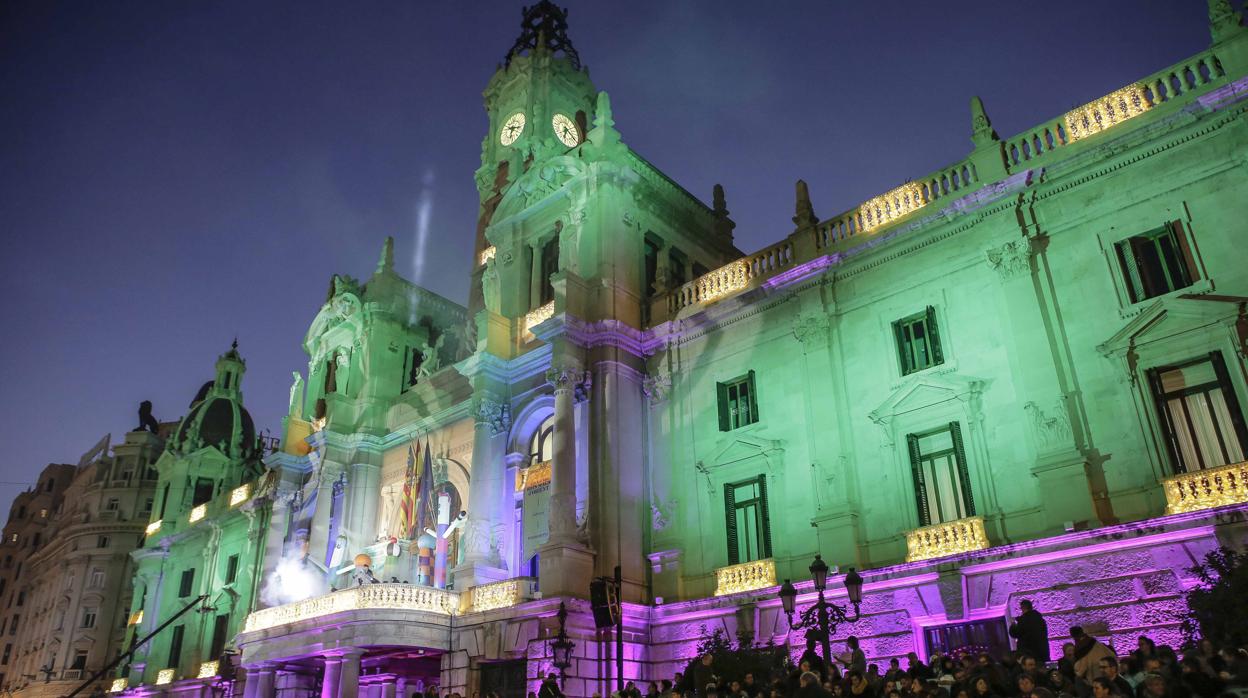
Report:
114,3,1248,698
0,426,166,698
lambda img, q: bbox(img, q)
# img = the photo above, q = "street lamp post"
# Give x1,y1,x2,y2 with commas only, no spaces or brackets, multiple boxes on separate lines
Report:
778,556,864,671
550,602,576,688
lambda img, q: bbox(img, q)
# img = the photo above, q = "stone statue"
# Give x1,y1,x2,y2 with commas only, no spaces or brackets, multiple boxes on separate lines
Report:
417,335,446,380
288,372,305,418
137,401,160,434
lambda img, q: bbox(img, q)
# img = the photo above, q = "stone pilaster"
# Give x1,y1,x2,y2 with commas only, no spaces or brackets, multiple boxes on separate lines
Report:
454,391,510,588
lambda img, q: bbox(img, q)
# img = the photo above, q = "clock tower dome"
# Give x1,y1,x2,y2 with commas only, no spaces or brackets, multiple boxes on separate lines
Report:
468,1,596,316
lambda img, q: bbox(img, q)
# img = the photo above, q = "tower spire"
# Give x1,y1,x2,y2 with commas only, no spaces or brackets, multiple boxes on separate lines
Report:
377,235,395,273
505,1,581,70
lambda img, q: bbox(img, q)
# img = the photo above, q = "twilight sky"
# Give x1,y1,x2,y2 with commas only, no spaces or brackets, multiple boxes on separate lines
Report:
0,1,1208,518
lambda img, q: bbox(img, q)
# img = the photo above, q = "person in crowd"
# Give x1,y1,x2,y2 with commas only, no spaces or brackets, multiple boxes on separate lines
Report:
971,677,997,698
1119,658,1144,692
909,654,934,681
848,670,876,698
538,674,562,698
1009,601,1050,664
1045,670,1076,698
841,638,868,675
1095,657,1132,698
1017,672,1037,698
1071,627,1115,681
1134,638,1158,663
1178,656,1222,698
886,659,906,685
797,672,826,698
1057,644,1078,683
694,654,718,697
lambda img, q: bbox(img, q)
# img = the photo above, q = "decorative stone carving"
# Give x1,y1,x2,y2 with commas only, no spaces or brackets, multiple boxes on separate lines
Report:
985,239,1035,280
792,314,831,346
288,372,305,418
573,370,593,404
642,372,673,405
460,516,494,560
651,499,674,532
1024,398,1072,451
546,364,583,392
470,394,511,435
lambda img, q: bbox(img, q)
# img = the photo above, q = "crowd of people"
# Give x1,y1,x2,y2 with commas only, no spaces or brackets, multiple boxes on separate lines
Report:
610,601,1243,698
436,601,1248,698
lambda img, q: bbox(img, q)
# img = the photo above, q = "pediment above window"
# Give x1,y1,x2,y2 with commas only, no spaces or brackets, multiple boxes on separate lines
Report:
704,433,785,469
1097,294,1243,357
869,369,986,426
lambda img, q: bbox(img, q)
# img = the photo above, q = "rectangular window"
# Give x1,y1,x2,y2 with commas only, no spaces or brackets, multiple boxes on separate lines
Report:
894,306,944,376
907,422,975,526
71,651,87,671
724,476,772,565
96,536,109,549
209,614,230,661
2,644,10,665
192,478,215,507
538,237,559,305
1148,352,1248,474
225,554,239,585
105,498,120,512
89,569,105,589
81,608,96,629
14,592,22,607
178,569,195,598
167,625,185,670
8,615,16,635
717,371,759,432
1115,222,1198,303
142,498,153,514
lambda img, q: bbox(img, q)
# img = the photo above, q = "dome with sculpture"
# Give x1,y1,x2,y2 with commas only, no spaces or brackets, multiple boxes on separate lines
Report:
169,341,257,460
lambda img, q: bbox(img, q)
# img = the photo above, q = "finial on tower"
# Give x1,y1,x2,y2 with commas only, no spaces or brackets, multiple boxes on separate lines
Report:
970,96,999,147
506,1,581,70
712,184,736,240
377,235,395,273
1209,0,1246,43
793,180,817,229
586,91,622,154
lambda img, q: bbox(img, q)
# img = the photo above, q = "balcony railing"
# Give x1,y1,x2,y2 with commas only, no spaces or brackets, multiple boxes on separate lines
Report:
905,515,990,562
1163,461,1248,514
242,583,457,634
714,558,776,596
468,577,536,612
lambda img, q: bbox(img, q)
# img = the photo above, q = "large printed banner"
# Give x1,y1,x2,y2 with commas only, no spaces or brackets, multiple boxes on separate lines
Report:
521,482,550,564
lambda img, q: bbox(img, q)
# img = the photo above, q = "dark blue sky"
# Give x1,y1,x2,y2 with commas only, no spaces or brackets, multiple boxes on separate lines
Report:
0,1,1208,518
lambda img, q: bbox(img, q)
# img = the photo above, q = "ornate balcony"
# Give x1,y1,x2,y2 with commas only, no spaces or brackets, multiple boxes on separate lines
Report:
468,577,536,612
524,301,555,336
714,558,776,596
242,583,457,634
905,515,989,562
1163,461,1248,514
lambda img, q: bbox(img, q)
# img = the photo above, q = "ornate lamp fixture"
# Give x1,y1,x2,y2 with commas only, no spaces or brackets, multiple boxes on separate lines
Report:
778,555,863,669
550,601,576,686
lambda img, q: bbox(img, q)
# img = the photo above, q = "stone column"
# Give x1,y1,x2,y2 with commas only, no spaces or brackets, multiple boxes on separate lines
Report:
322,656,343,698
530,242,543,309
339,650,364,698
243,667,262,698
396,677,408,698
985,238,1105,529
538,363,595,599
382,679,397,698
454,391,510,589
256,665,277,698
349,462,380,550
546,365,581,543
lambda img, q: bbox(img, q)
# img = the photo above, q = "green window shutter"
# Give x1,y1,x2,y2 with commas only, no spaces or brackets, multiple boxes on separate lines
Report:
1146,366,1185,474
893,320,911,375
724,483,739,565
1209,351,1248,454
907,433,930,526
949,421,975,516
1169,221,1200,286
757,476,773,559
747,370,759,425
717,381,730,432
1116,239,1145,303
926,306,944,366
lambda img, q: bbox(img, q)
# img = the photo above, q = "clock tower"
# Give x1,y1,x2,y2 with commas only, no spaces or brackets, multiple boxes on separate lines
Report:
468,1,596,317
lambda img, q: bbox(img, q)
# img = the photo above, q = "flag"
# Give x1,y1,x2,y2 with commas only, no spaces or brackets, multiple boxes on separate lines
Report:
400,442,418,539
414,439,436,539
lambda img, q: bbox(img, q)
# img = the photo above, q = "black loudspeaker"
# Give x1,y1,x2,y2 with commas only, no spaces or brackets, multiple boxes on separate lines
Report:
589,577,619,628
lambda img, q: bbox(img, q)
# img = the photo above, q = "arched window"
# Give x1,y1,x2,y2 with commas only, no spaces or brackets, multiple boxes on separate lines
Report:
528,415,554,466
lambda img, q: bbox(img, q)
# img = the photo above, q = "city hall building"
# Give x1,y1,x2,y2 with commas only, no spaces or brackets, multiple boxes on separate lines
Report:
118,3,1248,698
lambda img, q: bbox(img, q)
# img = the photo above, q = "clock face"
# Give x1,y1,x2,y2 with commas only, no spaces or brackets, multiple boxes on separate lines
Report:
500,112,525,146
552,113,580,148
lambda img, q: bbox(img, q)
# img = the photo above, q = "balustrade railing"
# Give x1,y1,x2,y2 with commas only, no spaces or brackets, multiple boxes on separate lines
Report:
468,577,536,612
657,45,1236,319
1163,461,1248,514
242,583,457,634
713,558,776,596
905,515,989,562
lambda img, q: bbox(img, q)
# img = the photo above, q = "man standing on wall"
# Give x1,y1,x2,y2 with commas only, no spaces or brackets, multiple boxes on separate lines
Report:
1009,600,1050,663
